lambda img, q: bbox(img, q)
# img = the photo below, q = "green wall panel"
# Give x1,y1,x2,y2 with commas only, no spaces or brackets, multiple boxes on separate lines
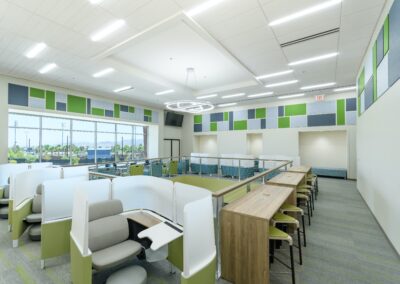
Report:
384,16,390,55
91,107,105,116
114,104,120,118
358,69,365,95
144,109,152,116
337,99,345,125
223,112,229,121
278,117,290,128
45,91,55,110
30,88,45,99
67,95,87,114
128,106,135,113
284,104,306,116
255,108,266,119
194,115,202,124
373,42,378,102
234,120,247,130
210,122,217,131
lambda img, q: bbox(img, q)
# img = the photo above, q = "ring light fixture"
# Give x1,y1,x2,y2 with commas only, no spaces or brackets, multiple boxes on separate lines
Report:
165,100,214,114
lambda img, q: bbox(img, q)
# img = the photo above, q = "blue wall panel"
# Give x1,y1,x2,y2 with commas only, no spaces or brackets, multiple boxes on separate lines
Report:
8,83,28,106
364,77,374,110
248,109,255,119
307,114,336,127
56,102,66,111
377,28,384,65
346,98,357,111
210,112,223,122
194,124,202,132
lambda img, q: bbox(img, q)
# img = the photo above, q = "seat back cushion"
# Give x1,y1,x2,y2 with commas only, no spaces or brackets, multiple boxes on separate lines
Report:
89,215,129,252
32,195,42,213
89,200,124,222
3,185,9,199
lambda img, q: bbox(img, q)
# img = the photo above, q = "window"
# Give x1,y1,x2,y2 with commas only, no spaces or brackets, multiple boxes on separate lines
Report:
8,112,148,165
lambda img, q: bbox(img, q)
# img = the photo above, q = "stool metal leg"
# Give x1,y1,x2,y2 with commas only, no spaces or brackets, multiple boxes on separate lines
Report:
290,245,296,284
297,228,302,265
301,215,307,247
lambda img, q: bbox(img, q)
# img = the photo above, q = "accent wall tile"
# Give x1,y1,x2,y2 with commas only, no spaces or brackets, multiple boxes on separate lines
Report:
202,121,210,132
364,49,373,82
346,111,357,125
265,117,278,129
261,119,266,129
202,113,210,125
267,107,278,118
210,112,223,122
308,114,336,127
233,110,247,121
8,83,28,106
364,77,374,110
248,119,261,130
152,111,159,123
105,110,114,117
29,97,46,109
217,121,229,131
377,54,389,98
229,111,233,130
377,27,384,65
346,98,357,112
56,102,66,112
290,116,307,128
360,91,366,113
55,92,67,104
248,109,255,119
194,124,202,132
307,101,336,115
278,106,284,117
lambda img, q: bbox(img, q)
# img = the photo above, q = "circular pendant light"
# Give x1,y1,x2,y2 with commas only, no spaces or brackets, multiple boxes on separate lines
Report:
165,100,214,114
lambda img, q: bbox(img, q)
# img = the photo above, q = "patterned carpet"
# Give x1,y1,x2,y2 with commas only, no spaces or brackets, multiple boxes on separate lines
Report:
0,178,399,284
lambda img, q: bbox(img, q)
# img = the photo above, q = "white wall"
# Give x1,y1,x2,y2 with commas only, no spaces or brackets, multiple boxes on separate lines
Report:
217,131,247,155
195,135,218,154
356,0,400,254
262,129,299,157
299,131,347,168
0,77,8,163
246,134,263,156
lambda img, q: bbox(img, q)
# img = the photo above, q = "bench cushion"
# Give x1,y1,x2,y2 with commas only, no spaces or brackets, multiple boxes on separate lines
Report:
29,224,41,241
106,265,147,284
92,240,141,271
26,213,42,223
0,206,8,219
0,199,9,205
32,195,42,214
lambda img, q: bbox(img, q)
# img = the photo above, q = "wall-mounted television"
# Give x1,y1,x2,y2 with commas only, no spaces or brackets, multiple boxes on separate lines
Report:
165,112,184,127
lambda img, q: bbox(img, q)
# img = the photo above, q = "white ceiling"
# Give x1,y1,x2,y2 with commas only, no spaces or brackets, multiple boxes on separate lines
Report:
0,0,386,109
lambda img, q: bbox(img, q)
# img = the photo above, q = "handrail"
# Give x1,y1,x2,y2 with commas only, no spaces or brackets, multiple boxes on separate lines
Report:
212,160,293,198
89,171,118,180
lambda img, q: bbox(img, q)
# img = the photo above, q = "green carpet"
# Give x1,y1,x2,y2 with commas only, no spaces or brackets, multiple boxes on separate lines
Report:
0,178,398,283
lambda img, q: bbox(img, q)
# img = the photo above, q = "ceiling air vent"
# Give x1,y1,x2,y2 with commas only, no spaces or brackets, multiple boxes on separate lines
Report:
280,28,340,48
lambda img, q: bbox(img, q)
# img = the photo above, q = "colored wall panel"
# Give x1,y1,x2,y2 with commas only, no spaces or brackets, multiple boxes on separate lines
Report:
248,119,261,130
8,84,29,106
346,111,356,125
308,101,336,115
389,0,400,87
114,104,120,118
144,109,152,116
364,77,374,110
217,121,229,131
290,116,307,128
337,99,345,126
384,16,390,55
248,109,255,119
278,117,290,128
129,106,135,113
30,88,45,99
229,112,233,130
194,115,202,124
210,112,223,122
377,54,389,98
373,42,378,102
267,107,278,118
67,95,87,114
210,122,217,132
87,98,91,114
223,112,229,121
194,124,202,132
358,69,365,95
29,97,46,109
45,91,55,110
377,28,384,65
92,108,105,116
308,114,336,127
278,106,284,117
261,119,266,129
265,118,278,129
105,110,113,117
255,108,266,119
285,103,306,116
234,120,247,130
56,102,66,112
346,98,357,111
233,110,247,121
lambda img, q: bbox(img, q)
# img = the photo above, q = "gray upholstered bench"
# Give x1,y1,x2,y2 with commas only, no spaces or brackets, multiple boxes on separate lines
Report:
106,265,147,284
312,167,347,179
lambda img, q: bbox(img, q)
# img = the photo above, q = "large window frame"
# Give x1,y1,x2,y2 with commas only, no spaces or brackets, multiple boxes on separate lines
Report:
8,111,148,165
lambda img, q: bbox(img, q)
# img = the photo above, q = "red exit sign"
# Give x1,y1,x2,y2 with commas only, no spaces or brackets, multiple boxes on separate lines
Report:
315,95,325,101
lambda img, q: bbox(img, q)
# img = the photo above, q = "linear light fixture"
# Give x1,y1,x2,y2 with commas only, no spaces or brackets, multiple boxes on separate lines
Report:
248,92,274,98
155,89,175,96
218,102,237,107
269,0,342,26
39,63,57,74
334,86,356,92
196,94,218,99
114,86,134,93
25,42,47,59
186,0,226,17
93,68,114,78
265,80,298,88
90,19,126,42
301,82,336,90
278,93,305,100
256,70,293,80
289,52,338,66
221,93,245,99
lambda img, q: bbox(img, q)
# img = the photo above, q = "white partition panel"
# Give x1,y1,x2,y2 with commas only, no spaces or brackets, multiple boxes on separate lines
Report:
0,163,29,186
77,179,111,205
174,182,211,225
29,162,53,169
13,168,62,209
190,153,201,164
71,189,89,256
220,154,233,167
182,196,216,278
112,176,174,220
42,177,88,223
62,166,89,179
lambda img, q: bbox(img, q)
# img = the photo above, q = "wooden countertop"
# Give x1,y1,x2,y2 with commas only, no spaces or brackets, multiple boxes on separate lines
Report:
222,184,293,220
287,165,311,174
125,211,162,228
267,172,305,187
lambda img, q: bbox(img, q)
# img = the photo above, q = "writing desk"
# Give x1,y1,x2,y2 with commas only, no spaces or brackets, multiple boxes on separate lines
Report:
286,165,312,175
266,172,306,205
221,184,294,284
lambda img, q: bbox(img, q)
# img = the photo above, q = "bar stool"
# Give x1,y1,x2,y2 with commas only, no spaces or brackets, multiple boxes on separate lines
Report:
297,193,311,226
279,203,306,247
307,173,318,198
269,226,296,284
297,186,314,212
272,212,302,265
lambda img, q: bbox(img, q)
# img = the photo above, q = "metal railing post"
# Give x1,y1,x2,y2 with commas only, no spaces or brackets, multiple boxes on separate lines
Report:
217,158,221,178
238,159,241,181
262,160,265,184
199,157,202,177
215,196,223,279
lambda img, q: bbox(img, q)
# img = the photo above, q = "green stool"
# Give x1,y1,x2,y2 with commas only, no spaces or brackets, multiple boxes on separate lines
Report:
280,204,306,247
129,164,144,176
297,193,311,226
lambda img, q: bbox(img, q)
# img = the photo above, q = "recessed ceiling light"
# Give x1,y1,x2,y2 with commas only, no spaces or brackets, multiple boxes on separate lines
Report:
333,86,357,92
39,63,57,74
93,68,114,78
165,101,214,113
301,82,336,90
218,102,237,107
278,93,305,100
186,0,226,17
155,89,175,96
25,42,47,59
289,52,338,66
90,19,126,42
221,93,245,99
114,86,134,93
269,0,342,26
256,70,293,80
247,92,274,98
196,94,218,99
265,80,299,88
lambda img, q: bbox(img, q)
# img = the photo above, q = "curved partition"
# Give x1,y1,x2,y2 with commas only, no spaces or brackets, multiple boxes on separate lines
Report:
62,166,89,179
0,163,29,186
112,176,174,220
29,162,54,169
